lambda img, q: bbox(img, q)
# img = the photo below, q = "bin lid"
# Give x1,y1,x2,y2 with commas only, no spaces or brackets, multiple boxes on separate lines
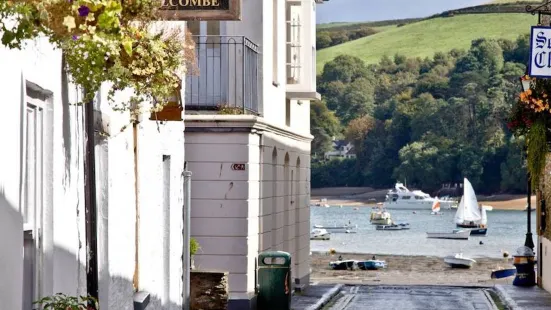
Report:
515,246,535,257
258,251,291,267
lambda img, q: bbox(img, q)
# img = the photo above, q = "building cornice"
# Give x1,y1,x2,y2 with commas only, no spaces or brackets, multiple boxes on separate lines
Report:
184,115,314,142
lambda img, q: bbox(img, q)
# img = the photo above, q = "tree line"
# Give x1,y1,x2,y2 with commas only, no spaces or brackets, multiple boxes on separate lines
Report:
311,35,530,194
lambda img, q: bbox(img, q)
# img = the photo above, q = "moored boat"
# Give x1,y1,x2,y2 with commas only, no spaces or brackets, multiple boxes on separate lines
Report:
444,253,476,268
426,229,470,240
310,228,330,240
455,178,488,236
376,223,410,231
383,182,456,210
370,208,392,225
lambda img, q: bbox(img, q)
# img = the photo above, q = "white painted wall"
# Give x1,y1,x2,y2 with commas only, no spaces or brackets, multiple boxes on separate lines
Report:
185,116,312,302
0,27,186,309
541,237,551,293
184,0,320,304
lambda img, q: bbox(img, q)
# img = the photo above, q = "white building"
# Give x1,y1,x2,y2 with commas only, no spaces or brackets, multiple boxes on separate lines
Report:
0,26,187,310
324,140,356,160
184,0,324,308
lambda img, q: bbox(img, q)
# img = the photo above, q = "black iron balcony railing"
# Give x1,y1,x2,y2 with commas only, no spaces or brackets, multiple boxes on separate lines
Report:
185,36,261,115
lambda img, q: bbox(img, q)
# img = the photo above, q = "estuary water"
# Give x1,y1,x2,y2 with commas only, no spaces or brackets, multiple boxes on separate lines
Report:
310,206,536,259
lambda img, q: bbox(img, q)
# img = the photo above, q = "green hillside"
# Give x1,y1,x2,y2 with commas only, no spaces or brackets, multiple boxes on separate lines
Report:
317,13,536,72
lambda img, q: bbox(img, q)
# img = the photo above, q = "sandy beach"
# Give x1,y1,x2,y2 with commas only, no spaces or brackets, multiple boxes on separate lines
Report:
310,187,535,211
310,252,515,286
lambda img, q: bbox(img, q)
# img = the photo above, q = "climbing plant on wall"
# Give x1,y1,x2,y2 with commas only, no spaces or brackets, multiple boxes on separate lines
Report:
0,0,195,116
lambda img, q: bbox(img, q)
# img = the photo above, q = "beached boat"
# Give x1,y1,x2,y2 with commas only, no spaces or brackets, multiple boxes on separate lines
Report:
376,223,410,231
426,229,470,240
329,259,357,270
382,182,456,210
455,178,488,236
310,228,330,240
491,268,516,279
444,253,476,268
358,260,387,270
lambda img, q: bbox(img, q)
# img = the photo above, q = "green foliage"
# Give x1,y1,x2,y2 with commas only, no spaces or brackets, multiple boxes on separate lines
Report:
190,237,200,256
0,0,195,117
34,293,98,310
310,100,342,157
527,119,547,188
312,34,532,194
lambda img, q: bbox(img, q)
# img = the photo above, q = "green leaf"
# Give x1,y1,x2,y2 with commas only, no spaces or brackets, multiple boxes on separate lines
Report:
122,38,133,56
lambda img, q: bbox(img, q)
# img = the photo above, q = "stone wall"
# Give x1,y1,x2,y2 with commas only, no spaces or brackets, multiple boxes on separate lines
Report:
191,271,229,310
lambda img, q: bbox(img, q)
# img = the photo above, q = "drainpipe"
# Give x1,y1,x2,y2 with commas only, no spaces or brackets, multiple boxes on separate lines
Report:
83,91,99,304
182,168,192,310
133,122,140,291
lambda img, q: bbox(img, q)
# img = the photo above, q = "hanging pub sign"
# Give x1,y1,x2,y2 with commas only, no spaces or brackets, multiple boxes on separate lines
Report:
529,26,551,78
159,0,241,21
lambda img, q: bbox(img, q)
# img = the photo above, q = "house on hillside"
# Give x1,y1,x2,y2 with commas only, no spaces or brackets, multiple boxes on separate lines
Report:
324,140,356,160
0,23,187,310
184,0,325,308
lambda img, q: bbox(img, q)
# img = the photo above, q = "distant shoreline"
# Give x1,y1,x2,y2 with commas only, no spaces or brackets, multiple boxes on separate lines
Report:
310,187,536,211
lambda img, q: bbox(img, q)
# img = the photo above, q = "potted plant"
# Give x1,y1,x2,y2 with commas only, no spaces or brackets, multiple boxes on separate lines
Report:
190,237,200,270
34,293,98,310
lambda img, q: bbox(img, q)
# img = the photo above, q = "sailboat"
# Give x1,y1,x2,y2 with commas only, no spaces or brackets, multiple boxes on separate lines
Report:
431,200,441,215
454,178,488,236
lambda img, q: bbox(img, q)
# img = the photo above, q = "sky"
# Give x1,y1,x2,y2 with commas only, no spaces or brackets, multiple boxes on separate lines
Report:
316,0,490,24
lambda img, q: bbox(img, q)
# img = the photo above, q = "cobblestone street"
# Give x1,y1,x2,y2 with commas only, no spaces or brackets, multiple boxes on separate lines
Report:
327,285,498,310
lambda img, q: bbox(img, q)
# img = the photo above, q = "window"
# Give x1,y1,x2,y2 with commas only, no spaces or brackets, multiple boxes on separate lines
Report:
286,3,301,84
402,196,411,200
273,0,279,85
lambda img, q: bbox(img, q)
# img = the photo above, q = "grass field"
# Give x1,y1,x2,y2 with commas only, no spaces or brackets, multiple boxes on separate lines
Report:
317,13,537,72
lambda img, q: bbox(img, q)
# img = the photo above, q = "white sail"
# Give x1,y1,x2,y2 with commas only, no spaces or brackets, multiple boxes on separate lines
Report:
432,199,441,213
454,196,465,224
480,206,487,226
462,178,481,222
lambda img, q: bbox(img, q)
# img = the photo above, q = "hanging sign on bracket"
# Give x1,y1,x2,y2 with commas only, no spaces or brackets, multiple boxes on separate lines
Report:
159,0,241,21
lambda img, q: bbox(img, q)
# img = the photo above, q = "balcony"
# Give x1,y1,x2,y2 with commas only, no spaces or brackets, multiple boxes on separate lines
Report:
185,36,261,115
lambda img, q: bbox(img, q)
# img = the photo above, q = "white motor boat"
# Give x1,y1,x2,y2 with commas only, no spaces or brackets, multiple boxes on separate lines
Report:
383,183,456,210
310,228,330,240
426,229,470,240
444,253,476,268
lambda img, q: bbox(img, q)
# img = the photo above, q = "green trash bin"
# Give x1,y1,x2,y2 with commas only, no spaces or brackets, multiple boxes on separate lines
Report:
257,251,292,310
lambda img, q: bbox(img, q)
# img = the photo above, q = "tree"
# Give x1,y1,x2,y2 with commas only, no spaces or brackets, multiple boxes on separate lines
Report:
345,115,376,154
321,55,370,83
310,100,341,158
317,32,332,49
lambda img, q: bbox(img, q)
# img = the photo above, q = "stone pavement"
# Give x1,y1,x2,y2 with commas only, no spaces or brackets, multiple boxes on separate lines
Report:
495,284,551,310
326,285,497,310
291,283,551,310
291,283,343,310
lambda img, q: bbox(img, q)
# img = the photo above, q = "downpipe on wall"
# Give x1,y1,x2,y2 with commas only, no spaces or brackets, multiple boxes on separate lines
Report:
83,91,99,305
182,166,192,310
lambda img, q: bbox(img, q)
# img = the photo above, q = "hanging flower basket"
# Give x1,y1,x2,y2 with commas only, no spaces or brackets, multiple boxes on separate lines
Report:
0,0,195,117
508,76,551,188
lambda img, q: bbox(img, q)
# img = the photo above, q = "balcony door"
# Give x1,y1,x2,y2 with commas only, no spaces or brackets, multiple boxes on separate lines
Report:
186,21,231,109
